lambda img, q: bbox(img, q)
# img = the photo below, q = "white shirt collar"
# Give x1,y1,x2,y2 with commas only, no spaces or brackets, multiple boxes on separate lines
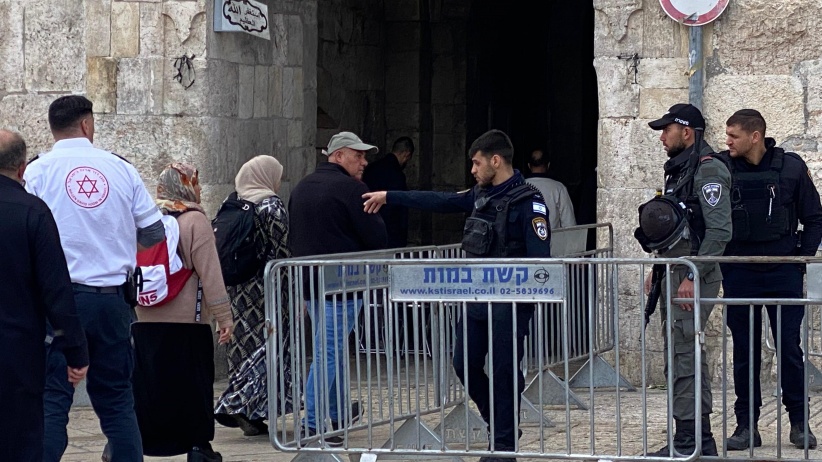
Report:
52,137,94,150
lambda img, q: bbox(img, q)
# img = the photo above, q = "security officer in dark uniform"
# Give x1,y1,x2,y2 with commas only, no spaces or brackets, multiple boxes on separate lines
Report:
717,109,822,451
636,104,732,457
363,129,551,462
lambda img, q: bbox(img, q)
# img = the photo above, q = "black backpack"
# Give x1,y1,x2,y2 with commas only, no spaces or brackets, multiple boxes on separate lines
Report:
212,192,264,286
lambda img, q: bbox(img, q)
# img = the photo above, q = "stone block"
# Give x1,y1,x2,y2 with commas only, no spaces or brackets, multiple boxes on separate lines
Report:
111,1,140,58
703,74,805,146
639,0,684,58
287,120,302,150
86,57,119,114
163,1,207,58
117,58,164,115
253,65,269,119
270,118,289,164
0,0,24,92
798,60,822,139
282,67,304,119
639,88,688,119
164,58,238,117
268,65,283,117
593,0,642,57
638,58,688,89
711,0,822,75
94,113,168,177
385,0,420,21
139,2,165,57
285,14,304,67
386,52,420,103
597,187,653,258
598,118,662,190
24,0,85,92
84,0,111,57
238,64,255,119
0,93,57,155
594,58,640,118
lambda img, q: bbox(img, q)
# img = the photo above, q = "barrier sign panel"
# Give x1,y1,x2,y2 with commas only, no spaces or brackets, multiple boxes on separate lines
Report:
389,264,564,302
323,263,389,292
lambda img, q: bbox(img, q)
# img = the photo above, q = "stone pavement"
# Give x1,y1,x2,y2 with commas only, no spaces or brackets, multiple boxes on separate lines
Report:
63,379,821,462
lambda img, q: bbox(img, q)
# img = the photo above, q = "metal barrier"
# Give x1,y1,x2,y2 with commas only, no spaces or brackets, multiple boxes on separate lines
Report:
264,249,822,461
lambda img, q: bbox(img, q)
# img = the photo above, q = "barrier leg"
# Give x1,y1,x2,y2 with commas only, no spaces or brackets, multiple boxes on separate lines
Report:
518,395,555,427
291,448,346,462
567,355,636,391
522,368,588,410
378,417,463,461
433,402,489,444
773,360,822,395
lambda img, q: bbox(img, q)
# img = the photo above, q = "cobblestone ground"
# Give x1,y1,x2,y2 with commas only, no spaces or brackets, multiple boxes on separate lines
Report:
62,377,821,462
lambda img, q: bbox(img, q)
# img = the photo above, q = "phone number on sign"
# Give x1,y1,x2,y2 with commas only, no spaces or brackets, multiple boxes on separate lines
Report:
499,287,555,295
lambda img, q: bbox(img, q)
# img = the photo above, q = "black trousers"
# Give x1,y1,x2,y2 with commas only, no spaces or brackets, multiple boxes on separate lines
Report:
452,303,533,451
722,263,809,427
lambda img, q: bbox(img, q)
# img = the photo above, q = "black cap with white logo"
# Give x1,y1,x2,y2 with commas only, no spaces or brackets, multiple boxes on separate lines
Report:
648,103,706,130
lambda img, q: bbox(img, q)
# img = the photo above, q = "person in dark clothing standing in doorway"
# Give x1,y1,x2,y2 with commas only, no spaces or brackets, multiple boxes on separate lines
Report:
363,129,551,462
362,136,414,248
718,109,822,451
0,129,88,462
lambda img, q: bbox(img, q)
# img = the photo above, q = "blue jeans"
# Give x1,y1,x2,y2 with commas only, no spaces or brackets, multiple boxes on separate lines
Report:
304,299,361,430
43,289,143,462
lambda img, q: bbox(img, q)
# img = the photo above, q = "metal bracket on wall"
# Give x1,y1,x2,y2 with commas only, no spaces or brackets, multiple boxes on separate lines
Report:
617,53,641,85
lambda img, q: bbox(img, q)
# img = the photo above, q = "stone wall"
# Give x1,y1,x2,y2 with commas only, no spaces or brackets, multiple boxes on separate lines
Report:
594,0,822,386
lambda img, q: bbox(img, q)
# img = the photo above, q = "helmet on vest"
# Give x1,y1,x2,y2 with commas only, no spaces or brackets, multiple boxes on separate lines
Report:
634,195,688,252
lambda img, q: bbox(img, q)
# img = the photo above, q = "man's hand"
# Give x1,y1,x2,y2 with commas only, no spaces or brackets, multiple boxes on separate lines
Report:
67,366,88,386
677,277,695,312
362,191,388,214
217,322,234,345
644,270,653,295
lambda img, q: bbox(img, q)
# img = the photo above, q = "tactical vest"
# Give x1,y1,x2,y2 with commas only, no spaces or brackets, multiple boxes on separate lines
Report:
461,183,538,258
727,148,793,242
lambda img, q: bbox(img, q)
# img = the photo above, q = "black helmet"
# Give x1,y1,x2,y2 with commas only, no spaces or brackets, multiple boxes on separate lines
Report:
634,195,687,252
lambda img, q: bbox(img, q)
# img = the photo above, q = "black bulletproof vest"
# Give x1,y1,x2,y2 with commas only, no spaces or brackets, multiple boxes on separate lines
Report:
729,148,793,242
461,183,538,258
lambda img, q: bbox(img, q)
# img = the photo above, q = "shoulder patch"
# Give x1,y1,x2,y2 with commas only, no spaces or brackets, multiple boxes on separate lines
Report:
532,201,547,215
701,182,722,207
532,217,548,240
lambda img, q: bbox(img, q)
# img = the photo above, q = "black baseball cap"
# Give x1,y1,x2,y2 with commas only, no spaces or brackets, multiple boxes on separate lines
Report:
648,103,705,130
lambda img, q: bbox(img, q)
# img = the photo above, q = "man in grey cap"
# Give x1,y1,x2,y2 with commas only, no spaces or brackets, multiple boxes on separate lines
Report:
288,131,387,446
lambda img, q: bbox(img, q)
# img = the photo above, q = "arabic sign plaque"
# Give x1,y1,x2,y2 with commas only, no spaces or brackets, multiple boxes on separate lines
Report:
214,0,270,40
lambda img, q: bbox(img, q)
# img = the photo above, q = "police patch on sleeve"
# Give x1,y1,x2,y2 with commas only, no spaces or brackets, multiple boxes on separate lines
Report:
701,183,722,207
532,202,547,215
532,217,549,240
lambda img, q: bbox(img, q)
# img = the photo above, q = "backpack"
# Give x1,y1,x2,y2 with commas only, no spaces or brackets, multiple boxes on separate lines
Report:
212,192,264,286
135,214,194,307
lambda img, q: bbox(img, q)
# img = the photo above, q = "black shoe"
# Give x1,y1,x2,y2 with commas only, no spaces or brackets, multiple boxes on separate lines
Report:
789,423,818,449
233,413,268,436
301,426,344,447
101,442,111,462
726,426,762,451
187,445,223,462
331,401,362,430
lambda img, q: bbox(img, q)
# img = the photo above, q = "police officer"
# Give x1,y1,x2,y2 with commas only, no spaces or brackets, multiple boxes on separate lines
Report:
363,129,551,462
717,109,822,450
24,95,165,462
638,103,732,457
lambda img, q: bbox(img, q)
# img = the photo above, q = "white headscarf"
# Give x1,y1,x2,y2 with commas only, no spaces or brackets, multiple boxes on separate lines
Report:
234,155,283,204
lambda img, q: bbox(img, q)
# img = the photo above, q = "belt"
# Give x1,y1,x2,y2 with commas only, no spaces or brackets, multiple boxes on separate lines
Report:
72,283,120,294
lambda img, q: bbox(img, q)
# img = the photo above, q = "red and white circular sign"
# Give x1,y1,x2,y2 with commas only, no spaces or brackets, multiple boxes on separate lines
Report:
659,0,729,26
65,166,109,208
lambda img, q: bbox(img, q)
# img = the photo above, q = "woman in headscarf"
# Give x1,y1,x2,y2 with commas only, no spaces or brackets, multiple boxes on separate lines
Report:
214,155,293,436
131,163,234,462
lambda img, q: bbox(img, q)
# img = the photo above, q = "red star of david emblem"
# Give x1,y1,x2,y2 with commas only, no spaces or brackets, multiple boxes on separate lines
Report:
76,175,100,199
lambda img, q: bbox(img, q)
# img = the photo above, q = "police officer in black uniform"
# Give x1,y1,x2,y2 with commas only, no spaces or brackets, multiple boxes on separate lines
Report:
717,109,822,450
363,129,551,462
637,103,732,457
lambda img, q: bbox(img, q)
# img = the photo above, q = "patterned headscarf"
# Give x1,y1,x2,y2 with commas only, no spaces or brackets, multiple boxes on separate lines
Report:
155,162,206,214
235,155,283,204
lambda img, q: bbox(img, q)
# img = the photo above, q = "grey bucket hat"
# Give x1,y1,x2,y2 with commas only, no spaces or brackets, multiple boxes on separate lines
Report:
322,131,379,156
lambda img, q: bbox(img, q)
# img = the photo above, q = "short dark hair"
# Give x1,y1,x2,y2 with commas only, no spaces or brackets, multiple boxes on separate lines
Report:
529,148,550,167
0,130,27,171
392,136,414,154
726,109,766,136
48,95,94,132
468,129,514,164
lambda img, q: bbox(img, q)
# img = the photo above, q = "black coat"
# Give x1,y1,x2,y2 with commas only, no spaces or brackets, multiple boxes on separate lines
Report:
362,154,409,248
0,175,88,461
